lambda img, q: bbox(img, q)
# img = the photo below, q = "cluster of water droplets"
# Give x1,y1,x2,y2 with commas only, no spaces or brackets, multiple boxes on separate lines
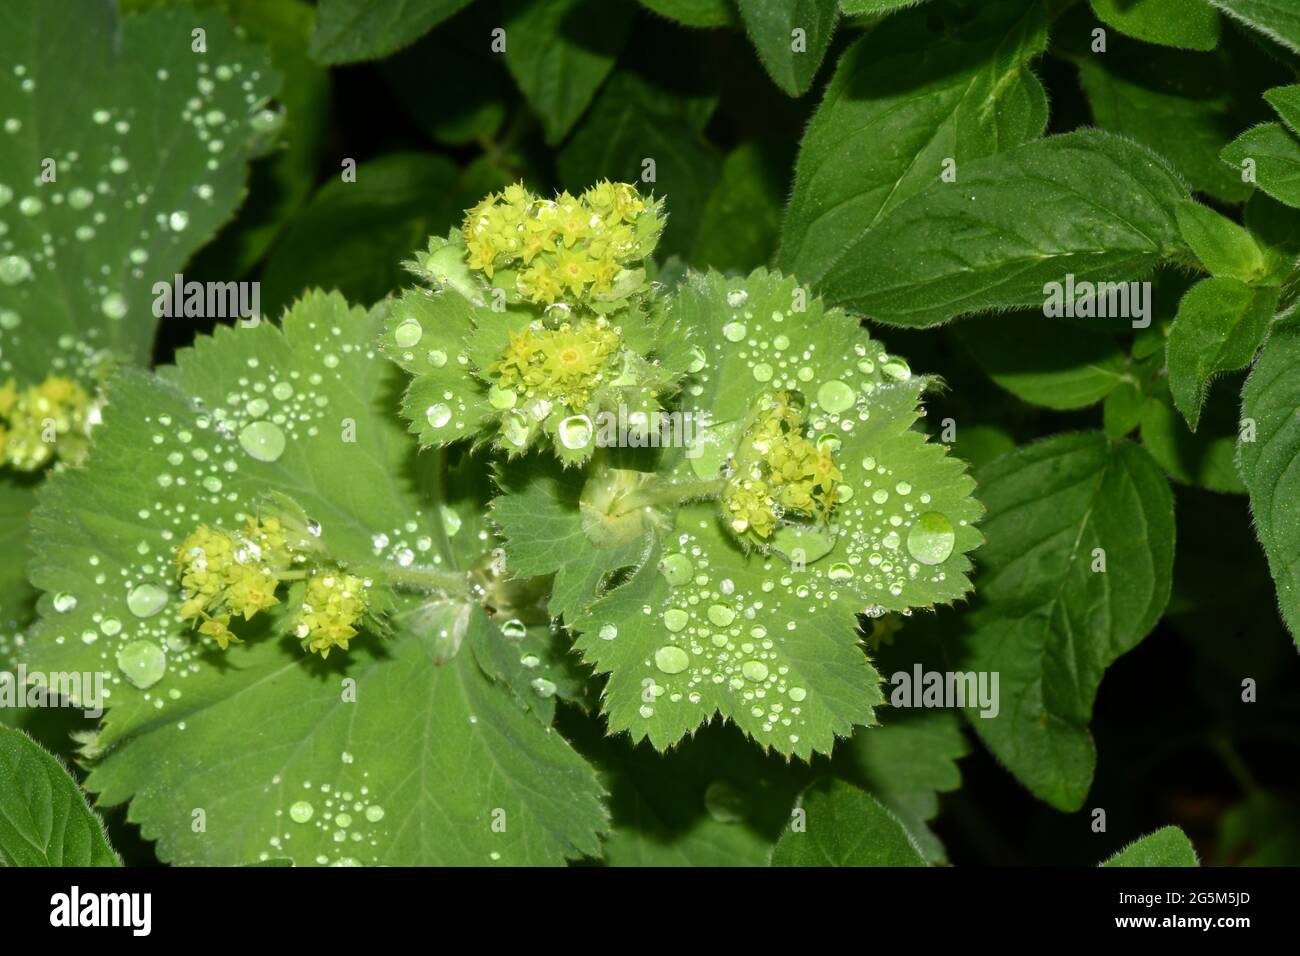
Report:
0,55,274,371
264,758,388,866
588,280,969,744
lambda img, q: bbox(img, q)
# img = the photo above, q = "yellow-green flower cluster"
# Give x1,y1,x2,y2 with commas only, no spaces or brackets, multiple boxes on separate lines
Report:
0,375,92,471
175,518,291,649
461,180,662,306
175,516,371,658
294,571,369,659
723,394,842,539
491,318,621,409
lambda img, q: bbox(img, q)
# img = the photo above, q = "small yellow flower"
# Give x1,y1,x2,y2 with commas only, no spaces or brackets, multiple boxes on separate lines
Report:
296,571,369,659
225,565,281,620
723,394,842,540
0,375,92,471
492,320,620,410
198,614,241,650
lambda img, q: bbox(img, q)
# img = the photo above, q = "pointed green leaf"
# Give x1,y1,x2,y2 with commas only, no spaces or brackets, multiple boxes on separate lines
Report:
693,142,791,274
838,710,967,863
840,0,931,12
637,0,737,27
309,0,476,65
1142,377,1246,492
22,291,607,865
1222,123,1300,209
1167,277,1277,431
779,0,1048,288
955,315,1129,411
820,131,1191,327
1174,202,1269,282
736,0,839,98
1210,0,1300,54
1239,323,1300,643
951,433,1174,810
770,778,927,866
1089,0,1220,51
0,726,118,866
1263,84,1300,134
1101,825,1198,867
503,0,636,144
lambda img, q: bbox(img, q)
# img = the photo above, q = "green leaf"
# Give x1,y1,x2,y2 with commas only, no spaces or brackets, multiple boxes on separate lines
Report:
309,0,476,65
1073,26,1285,203
779,0,1048,289
22,291,607,865
0,726,118,866
1101,825,1199,866
492,457,654,623
1174,202,1269,281
1218,792,1300,865
504,0,636,144
637,0,737,27
770,778,927,866
955,315,1129,411
1221,123,1300,208
1210,0,1300,54
951,433,1175,810
261,153,493,314
837,710,967,863
1264,84,1300,133
566,716,812,866
0,0,279,382
560,71,722,258
840,0,931,13
819,130,1191,328
1238,323,1300,643
1167,277,1277,430
566,269,983,758
736,0,840,97
692,142,791,273
1089,0,1220,51
1141,378,1246,492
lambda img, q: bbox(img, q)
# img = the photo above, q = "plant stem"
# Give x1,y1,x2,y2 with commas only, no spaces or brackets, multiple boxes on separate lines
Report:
619,476,726,511
385,564,472,595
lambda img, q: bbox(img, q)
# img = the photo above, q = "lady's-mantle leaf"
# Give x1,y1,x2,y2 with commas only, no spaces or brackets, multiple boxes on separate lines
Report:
820,130,1192,327
0,0,280,382
23,291,605,865
0,726,118,866
770,778,927,866
947,433,1174,811
563,269,982,758
1238,324,1300,644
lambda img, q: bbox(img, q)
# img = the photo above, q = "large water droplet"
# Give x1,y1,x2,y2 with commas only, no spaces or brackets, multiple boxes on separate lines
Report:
654,645,689,674
117,641,166,689
0,255,32,285
289,801,314,824
238,421,286,462
531,677,557,698
393,317,423,347
907,512,955,565
741,660,769,682
127,583,168,618
816,380,855,414
426,403,452,429
52,592,77,613
659,553,693,586
558,414,592,450
599,624,617,641
722,320,746,342
707,604,735,627
663,608,688,632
